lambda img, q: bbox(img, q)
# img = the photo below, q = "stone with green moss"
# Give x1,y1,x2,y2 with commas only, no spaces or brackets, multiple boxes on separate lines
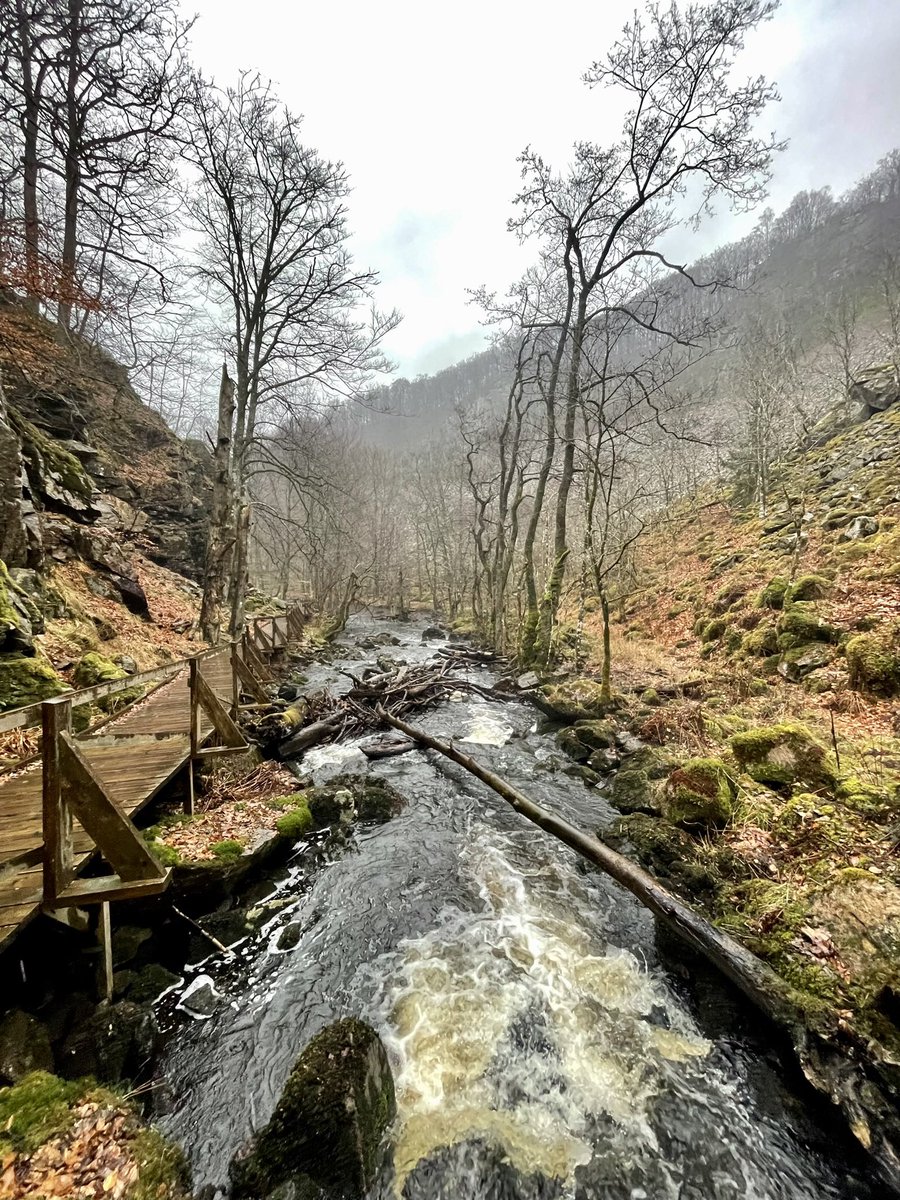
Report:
538,677,616,721
0,1011,53,1085
776,603,839,650
0,559,37,654
730,723,836,789
604,814,723,900
0,653,66,710
8,409,95,505
785,574,831,603
664,758,735,829
557,719,616,762
758,576,789,610
777,643,834,682
275,802,313,839
73,651,143,712
230,1017,395,1199
742,623,779,656
700,618,726,643
845,630,900,696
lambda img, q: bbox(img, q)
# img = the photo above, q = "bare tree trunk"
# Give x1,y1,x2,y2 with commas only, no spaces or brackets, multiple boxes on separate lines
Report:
199,364,235,642
56,0,83,334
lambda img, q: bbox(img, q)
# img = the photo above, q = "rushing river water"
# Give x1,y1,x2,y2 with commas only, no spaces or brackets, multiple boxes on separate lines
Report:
155,614,877,1200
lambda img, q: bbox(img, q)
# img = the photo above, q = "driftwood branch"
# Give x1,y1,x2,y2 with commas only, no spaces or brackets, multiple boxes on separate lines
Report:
375,706,800,1029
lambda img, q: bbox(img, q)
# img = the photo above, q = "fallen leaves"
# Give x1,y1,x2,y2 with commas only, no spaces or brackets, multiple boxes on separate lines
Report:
1,1102,140,1200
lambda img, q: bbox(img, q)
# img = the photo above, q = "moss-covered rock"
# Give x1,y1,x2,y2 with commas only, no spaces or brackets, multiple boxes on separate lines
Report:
664,758,734,829
845,629,900,696
0,1072,85,1156
58,1001,157,1084
538,677,616,721
741,623,779,656
230,1017,395,1199
777,642,835,682
604,814,723,899
210,838,245,864
73,650,143,712
776,603,839,650
556,719,617,762
275,802,313,839
785,574,831,603
730,723,836,789
758,576,789,610
0,653,66,710
609,751,673,816
700,618,726,643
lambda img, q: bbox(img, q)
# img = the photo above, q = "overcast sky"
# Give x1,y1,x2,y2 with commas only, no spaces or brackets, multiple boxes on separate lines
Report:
187,0,900,379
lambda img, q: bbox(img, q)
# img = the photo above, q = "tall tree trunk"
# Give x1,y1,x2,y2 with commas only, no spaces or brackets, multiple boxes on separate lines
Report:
56,0,82,334
16,0,41,313
199,364,236,642
536,296,587,662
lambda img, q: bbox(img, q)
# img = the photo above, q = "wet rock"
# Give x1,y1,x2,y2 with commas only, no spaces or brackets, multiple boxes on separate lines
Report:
304,742,368,785
179,978,221,1019
230,1017,395,1199
421,625,446,641
111,923,153,968
120,964,181,1004
59,1000,157,1084
516,670,540,690
556,719,617,763
276,923,302,951
0,1010,54,1085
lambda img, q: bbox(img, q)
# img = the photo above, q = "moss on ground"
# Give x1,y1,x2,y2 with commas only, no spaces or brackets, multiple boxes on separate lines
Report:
0,1072,84,1156
209,838,245,864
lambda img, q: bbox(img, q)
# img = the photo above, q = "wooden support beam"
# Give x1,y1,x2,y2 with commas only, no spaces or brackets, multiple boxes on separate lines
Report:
42,697,74,905
242,635,272,683
58,732,169,885
194,667,246,748
54,873,171,905
234,652,268,703
255,619,274,654
99,902,113,1002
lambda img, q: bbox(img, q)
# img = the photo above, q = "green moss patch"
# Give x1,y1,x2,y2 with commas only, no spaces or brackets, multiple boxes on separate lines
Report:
539,677,615,721
776,604,838,650
0,1072,84,1156
758,576,789,610
845,630,900,696
210,839,245,864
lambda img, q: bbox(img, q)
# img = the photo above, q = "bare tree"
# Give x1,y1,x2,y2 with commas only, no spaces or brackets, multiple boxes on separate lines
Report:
509,0,781,664
190,71,399,638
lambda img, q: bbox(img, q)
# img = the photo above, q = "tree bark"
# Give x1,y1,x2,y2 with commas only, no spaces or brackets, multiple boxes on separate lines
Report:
200,364,236,642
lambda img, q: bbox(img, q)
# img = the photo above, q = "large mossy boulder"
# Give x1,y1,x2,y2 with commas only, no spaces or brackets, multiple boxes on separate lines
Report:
604,814,722,900
0,653,65,710
609,748,672,815
776,603,838,651
230,1017,395,1199
73,651,142,712
538,677,616,722
846,629,900,696
730,723,835,790
664,758,734,829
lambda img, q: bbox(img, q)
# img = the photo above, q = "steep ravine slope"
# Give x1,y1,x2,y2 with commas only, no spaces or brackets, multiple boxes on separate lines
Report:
0,298,210,735
547,377,900,1169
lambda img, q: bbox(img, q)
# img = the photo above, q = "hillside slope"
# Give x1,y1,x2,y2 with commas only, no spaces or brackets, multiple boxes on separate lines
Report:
0,298,210,729
548,385,900,1162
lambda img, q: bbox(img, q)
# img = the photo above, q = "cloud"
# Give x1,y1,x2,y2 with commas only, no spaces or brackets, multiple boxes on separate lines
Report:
185,0,900,378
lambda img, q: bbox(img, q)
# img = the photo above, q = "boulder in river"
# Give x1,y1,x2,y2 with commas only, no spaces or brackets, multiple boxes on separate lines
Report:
230,1017,396,1199
421,624,446,641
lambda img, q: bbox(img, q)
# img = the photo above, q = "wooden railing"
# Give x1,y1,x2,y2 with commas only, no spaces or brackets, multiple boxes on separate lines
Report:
34,605,308,913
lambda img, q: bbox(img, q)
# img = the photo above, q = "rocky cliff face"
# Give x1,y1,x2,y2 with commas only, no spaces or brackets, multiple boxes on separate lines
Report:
0,298,210,716
0,299,210,581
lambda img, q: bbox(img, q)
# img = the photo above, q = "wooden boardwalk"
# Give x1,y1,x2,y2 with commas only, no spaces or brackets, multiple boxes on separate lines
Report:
0,612,301,954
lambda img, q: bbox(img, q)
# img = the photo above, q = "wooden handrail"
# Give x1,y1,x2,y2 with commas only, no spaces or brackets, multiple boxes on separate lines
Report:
1,605,308,735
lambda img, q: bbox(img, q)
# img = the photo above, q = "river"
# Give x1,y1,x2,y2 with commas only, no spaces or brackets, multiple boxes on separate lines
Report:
154,613,877,1199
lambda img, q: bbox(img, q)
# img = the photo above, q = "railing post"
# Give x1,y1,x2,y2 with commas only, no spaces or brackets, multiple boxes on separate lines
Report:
230,638,240,718
187,659,199,816
42,696,74,905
